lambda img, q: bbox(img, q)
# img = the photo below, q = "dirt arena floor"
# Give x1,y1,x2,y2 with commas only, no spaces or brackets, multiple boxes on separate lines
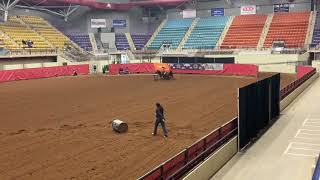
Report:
0,73,296,180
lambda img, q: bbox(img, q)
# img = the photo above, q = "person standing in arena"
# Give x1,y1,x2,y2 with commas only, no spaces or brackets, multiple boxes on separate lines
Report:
152,103,168,138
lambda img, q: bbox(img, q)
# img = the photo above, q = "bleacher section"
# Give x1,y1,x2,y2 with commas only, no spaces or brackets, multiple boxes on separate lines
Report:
183,16,229,49
0,17,52,50
311,12,320,47
148,19,193,50
131,34,151,50
264,12,310,48
221,15,267,49
115,34,130,50
67,34,92,51
19,16,72,49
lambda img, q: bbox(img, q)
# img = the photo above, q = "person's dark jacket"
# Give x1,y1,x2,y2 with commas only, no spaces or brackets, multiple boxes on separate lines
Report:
156,106,164,120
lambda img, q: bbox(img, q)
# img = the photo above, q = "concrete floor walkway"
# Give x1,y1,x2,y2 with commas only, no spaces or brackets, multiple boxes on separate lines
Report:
212,78,320,180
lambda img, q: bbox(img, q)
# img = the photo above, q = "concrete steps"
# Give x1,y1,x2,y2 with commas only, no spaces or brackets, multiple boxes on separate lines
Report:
306,11,316,47
89,33,98,52
18,18,55,49
177,18,199,51
257,14,274,49
215,16,234,49
145,19,167,49
126,33,136,50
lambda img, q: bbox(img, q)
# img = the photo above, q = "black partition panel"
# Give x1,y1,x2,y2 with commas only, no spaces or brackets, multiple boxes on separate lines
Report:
238,74,280,150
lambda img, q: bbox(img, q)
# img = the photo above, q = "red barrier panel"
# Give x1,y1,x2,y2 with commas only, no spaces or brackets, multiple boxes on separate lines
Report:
205,130,220,149
187,139,205,162
172,64,258,77
280,67,316,100
163,152,186,178
138,118,238,180
109,63,156,75
0,65,89,83
297,65,314,79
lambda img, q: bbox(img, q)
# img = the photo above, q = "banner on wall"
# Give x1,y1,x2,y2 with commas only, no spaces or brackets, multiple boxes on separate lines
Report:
274,3,290,12
171,63,224,71
91,19,107,28
241,5,256,15
183,9,196,19
113,19,126,28
211,8,225,16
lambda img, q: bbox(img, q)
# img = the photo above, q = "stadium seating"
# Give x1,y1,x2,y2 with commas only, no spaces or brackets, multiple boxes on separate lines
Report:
183,16,229,49
131,34,151,50
311,12,320,47
115,34,130,50
19,16,72,49
264,12,310,48
148,19,193,50
0,17,52,50
221,14,267,49
67,34,93,51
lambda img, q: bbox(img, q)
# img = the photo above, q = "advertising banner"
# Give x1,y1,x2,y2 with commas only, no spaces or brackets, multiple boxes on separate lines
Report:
211,8,225,16
171,63,224,71
241,5,256,15
113,19,126,28
183,9,196,19
91,19,107,28
274,3,290,12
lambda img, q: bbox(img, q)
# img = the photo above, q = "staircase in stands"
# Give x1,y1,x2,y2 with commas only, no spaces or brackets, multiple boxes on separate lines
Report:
17,18,55,49
144,19,167,49
215,16,234,49
257,14,274,49
42,20,85,52
126,33,136,50
89,33,98,52
306,11,315,46
177,18,199,51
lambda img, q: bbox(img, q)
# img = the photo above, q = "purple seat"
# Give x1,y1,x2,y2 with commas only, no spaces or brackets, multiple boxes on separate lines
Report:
312,12,320,47
115,34,130,50
131,34,151,50
66,34,93,51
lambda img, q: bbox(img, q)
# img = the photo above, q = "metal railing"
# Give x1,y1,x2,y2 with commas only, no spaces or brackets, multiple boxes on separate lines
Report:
280,68,316,100
138,118,238,180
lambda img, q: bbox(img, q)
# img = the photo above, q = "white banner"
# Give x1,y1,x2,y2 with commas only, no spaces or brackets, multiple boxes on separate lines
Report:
183,9,196,19
204,63,224,71
241,5,256,15
91,19,107,28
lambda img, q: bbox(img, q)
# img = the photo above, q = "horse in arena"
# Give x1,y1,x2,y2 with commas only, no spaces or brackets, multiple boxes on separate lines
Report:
155,70,174,80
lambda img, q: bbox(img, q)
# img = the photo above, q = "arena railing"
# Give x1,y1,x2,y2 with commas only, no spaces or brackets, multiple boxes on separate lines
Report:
137,117,238,180
280,68,317,100
5,48,58,56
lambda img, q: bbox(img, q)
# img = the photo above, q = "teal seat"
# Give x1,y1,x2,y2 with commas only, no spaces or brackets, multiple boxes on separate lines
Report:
183,16,229,49
147,19,193,50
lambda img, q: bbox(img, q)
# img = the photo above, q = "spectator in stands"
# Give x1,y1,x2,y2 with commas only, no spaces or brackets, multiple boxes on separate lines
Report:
152,103,168,138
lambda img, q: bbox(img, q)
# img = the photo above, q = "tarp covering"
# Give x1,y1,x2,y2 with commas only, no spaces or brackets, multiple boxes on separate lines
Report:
108,63,169,75
172,64,258,77
0,64,89,83
297,65,314,79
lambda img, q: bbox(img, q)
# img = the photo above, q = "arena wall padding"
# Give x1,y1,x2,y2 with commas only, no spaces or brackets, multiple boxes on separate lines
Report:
297,65,314,79
238,74,280,150
0,65,89,83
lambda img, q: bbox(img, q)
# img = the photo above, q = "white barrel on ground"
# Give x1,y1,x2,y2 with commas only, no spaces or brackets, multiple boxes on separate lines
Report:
112,119,128,133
